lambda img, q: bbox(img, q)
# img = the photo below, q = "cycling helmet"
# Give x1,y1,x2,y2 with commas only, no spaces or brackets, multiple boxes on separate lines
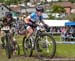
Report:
5,12,12,18
36,6,44,12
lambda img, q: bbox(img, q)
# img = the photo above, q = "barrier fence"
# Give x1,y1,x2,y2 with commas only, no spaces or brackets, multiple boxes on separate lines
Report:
56,41,75,44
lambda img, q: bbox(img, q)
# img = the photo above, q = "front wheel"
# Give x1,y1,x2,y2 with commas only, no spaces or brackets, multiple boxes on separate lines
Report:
36,33,56,59
5,45,11,59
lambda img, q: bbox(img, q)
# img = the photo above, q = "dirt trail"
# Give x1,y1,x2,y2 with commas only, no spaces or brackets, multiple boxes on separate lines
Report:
0,46,75,61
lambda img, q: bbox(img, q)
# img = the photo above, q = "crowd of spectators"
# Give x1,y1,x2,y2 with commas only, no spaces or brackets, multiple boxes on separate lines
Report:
61,26,75,41
48,26,75,41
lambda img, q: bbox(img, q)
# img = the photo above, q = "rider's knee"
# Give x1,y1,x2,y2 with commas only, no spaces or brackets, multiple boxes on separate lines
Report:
27,27,33,34
0,31,5,37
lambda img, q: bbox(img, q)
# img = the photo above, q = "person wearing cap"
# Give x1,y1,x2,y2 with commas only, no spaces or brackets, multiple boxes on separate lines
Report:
24,6,48,39
1,12,16,49
3,12,15,27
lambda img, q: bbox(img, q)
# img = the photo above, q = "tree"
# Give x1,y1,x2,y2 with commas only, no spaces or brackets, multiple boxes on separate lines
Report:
24,0,30,2
51,5,66,19
0,0,4,3
66,14,75,21
58,0,63,2
0,0,21,5
51,5,65,13
22,0,30,5
48,14,56,19
4,0,11,5
68,0,75,3
58,0,68,2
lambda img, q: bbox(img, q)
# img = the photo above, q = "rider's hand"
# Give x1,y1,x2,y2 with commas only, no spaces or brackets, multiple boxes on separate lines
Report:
44,24,48,28
44,24,50,32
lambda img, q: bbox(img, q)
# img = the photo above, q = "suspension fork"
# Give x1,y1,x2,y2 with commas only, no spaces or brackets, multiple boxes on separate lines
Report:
6,33,9,44
34,31,41,50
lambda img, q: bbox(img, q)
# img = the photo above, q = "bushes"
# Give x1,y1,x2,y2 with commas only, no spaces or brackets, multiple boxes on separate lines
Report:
65,14,75,21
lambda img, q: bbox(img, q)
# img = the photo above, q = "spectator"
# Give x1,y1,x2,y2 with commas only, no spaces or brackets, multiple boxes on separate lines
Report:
72,26,75,37
61,27,66,41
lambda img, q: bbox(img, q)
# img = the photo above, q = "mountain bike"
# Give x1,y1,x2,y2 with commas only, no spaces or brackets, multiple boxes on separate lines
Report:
1,26,20,59
23,24,56,59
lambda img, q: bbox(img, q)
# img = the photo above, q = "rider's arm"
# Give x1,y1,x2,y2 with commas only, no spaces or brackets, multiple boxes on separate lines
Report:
41,20,45,25
41,19,49,29
24,16,31,24
40,16,48,27
24,15,36,27
2,18,8,26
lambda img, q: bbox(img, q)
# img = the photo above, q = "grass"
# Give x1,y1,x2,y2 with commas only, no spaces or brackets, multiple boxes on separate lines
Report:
0,34,75,61
54,35,75,58
16,34,75,58
56,44,75,58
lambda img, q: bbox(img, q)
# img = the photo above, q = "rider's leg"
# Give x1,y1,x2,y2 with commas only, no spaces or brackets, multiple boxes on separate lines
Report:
1,36,5,48
9,30,17,55
1,31,5,48
26,26,33,39
9,29,15,42
26,26,41,51
9,29,17,48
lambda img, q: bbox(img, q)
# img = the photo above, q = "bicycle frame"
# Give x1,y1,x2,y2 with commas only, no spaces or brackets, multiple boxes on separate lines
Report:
23,24,56,58
31,25,46,50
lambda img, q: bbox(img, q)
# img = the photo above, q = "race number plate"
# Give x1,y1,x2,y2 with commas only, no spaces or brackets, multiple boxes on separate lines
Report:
1,26,10,31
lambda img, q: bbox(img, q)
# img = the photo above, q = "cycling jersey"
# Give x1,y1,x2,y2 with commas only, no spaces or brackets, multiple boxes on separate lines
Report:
25,12,43,29
29,12,43,23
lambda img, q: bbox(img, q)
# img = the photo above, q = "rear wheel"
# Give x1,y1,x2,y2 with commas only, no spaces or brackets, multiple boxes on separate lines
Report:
23,36,33,57
13,42,20,56
35,33,56,59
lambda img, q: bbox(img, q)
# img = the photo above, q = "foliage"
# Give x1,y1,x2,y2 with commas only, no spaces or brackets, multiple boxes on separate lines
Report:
51,5,65,13
68,0,75,3
24,0,30,2
49,5,66,20
0,0,4,3
66,14,75,21
48,14,56,19
0,0,30,5
58,0,63,2
58,0,68,2
24,0,30,4
1,0,20,5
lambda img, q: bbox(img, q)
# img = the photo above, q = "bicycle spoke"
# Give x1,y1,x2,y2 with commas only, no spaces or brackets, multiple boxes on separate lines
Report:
23,37,33,57
36,34,56,59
